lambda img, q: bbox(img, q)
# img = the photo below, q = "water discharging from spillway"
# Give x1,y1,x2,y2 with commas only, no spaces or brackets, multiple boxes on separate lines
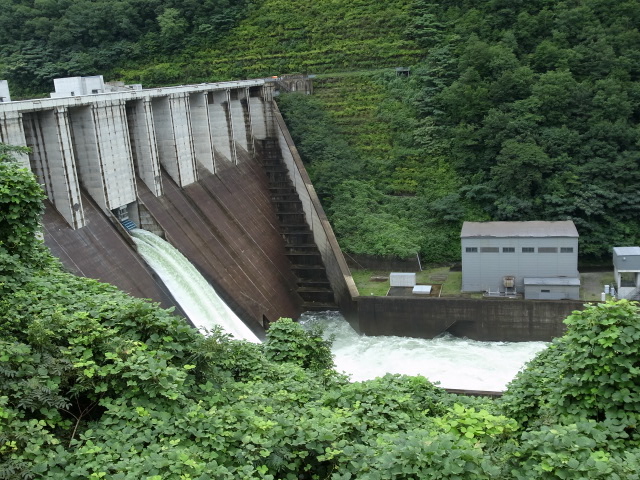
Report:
300,311,548,391
130,229,260,343
130,229,546,390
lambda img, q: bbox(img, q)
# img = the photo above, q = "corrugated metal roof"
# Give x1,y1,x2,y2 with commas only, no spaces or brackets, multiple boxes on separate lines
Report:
613,246,640,256
461,221,578,238
524,277,581,286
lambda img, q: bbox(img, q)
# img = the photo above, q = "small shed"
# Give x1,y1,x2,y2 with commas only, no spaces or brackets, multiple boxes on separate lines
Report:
390,272,416,287
523,277,580,300
612,246,640,299
0,80,10,102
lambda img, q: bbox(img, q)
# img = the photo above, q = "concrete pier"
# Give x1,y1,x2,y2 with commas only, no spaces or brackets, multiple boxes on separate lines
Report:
209,90,235,164
70,101,137,211
22,107,85,228
188,92,215,173
126,99,163,196
0,111,29,167
230,88,253,157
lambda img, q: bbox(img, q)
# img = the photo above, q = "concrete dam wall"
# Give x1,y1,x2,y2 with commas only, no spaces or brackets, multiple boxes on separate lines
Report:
1,78,356,336
1,75,578,342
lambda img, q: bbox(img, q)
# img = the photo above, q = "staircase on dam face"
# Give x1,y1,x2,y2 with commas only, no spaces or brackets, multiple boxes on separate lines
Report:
262,139,338,312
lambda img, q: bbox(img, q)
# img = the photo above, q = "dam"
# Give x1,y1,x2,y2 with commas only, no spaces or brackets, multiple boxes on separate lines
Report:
0,75,583,341
0,75,357,337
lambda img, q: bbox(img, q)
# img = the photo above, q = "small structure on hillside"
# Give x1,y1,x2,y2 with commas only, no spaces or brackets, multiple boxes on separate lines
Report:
50,75,142,98
390,272,416,287
612,247,640,300
461,221,580,299
0,80,10,102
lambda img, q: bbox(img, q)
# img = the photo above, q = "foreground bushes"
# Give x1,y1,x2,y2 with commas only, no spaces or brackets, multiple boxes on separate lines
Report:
2,151,640,478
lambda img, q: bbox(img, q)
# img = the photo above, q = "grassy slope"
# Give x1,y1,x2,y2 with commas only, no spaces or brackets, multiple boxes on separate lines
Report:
116,0,422,85
313,73,394,165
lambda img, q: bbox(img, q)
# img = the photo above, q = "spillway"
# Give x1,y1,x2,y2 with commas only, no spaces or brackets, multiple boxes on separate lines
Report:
131,229,260,343
300,311,548,391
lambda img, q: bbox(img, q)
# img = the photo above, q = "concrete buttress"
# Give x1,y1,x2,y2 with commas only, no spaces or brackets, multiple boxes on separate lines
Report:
188,92,215,173
23,107,85,228
126,98,163,196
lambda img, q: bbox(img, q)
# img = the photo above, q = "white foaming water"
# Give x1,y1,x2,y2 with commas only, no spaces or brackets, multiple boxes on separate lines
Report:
300,311,548,391
130,229,260,343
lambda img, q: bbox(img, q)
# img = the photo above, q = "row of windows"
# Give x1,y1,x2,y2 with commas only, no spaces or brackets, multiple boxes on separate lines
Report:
465,247,574,253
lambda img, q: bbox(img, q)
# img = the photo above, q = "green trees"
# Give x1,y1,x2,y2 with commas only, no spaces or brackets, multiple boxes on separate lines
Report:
499,300,640,479
275,0,640,263
2,153,640,477
0,145,44,260
0,0,420,95
0,0,250,94
410,0,640,258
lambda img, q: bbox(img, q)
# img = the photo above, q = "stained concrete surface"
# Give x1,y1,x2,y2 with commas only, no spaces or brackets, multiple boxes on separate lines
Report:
43,195,182,314
137,150,303,336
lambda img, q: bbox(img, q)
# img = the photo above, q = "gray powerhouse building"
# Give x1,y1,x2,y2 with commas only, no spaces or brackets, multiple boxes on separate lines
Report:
461,221,580,299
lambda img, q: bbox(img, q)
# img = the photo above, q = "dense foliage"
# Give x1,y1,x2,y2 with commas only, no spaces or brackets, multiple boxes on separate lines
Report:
410,0,640,258
3,0,637,260
2,154,640,478
279,0,640,261
0,0,420,95
278,80,466,261
0,0,249,95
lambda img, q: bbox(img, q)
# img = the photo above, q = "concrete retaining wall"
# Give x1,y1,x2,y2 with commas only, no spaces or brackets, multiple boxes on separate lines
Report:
357,296,588,341
273,104,359,322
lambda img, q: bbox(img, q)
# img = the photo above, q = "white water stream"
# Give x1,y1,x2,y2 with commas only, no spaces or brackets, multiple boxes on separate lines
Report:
300,311,548,391
130,229,260,343
131,228,546,390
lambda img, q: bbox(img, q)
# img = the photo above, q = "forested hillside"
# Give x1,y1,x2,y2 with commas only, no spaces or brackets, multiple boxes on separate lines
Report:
279,0,640,261
0,0,419,95
1,0,638,260
3,147,640,479
0,0,251,95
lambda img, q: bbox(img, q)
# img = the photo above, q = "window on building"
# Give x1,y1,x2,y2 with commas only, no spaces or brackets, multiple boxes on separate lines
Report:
522,247,535,253
465,247,478,253
0,97,5,103
91,89,99,94
480,247,499,253
538,247,558,253
541,289,551,293
560,247,574,253
502,247,515,253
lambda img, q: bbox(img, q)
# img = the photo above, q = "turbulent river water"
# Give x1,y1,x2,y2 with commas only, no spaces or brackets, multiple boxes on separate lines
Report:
131,228,546,390
299,311,547,391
